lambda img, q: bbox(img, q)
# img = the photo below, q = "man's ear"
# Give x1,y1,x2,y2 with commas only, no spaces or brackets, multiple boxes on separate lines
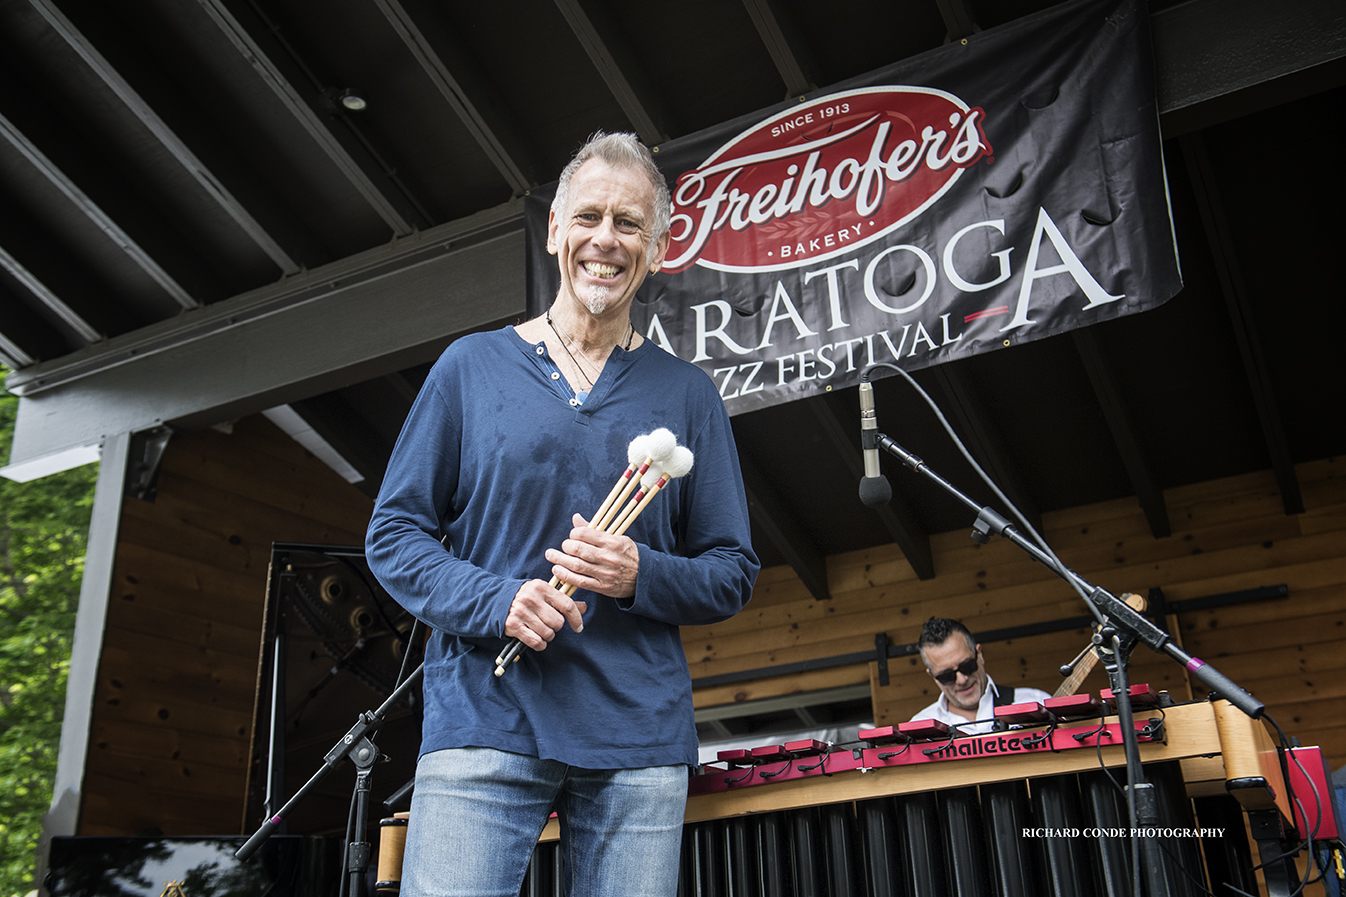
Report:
546,209,559,255
647,230,671,272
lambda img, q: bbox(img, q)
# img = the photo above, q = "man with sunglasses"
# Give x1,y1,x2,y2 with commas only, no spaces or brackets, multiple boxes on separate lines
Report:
911,617,1050,734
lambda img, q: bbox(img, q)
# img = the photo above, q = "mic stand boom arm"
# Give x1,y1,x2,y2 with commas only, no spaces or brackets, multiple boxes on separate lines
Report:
235,662,426,870
872,430,1263,719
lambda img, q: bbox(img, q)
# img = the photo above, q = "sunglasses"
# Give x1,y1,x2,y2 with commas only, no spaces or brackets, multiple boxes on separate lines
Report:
932,656,979,686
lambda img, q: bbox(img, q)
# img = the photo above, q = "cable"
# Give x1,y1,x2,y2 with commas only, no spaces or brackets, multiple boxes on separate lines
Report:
338,784,359,897
860,362,1100,616
1236,712,1323,896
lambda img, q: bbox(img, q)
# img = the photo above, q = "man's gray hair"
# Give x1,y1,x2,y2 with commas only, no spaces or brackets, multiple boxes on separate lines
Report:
551,132,671,240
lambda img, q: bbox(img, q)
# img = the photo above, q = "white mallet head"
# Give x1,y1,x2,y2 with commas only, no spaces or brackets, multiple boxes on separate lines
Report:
640,462,666,489
645,427,678,462
627,434,652,465
665,446,694,479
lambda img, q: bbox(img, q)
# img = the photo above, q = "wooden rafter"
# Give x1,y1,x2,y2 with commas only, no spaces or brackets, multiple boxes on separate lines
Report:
1180,132,1303,515
739,452,831,602
740,0,817,97
373,0,539,194
28,0,303,276
805,395,936,580
194,0,426,235
552,0,677,145
929,363,1043,534
1072,327,1171,537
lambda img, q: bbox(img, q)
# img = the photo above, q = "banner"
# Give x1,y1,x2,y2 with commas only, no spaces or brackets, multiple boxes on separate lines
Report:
525,0,1180,415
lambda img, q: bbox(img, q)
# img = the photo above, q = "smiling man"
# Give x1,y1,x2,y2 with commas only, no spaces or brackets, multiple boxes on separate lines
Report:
366,132,759,897
911,617,1050,735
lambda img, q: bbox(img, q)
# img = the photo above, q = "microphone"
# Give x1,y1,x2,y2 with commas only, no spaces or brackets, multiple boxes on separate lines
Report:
858,378,892,507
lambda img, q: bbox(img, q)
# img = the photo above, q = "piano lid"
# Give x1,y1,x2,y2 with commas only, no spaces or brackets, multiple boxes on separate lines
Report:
45,835,330,897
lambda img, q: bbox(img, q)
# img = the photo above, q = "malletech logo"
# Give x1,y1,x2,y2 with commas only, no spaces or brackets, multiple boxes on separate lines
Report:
664,86,992,274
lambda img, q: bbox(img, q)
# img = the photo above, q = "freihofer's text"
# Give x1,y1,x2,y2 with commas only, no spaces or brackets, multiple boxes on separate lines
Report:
666,106,989,270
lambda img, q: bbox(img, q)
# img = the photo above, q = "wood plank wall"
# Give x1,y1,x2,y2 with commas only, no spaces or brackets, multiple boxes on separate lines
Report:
78,415,373,836
74,425,1343,836
686,457,1346,772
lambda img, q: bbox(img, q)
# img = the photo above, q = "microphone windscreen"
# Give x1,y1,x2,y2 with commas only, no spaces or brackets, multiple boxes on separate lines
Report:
859,476,892,508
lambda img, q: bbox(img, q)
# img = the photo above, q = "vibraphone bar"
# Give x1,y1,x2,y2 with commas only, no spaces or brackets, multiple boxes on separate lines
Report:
685,718,1162,795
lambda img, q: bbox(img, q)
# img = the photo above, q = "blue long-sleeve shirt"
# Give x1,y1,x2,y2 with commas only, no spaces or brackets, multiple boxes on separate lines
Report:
366,326,759,768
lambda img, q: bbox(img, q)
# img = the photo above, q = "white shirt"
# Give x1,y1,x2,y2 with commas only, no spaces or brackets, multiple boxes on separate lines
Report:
909,676,1052,735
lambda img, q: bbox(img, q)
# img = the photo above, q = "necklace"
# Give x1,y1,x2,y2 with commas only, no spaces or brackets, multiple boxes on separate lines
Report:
546,310,594,388
545,309,635,389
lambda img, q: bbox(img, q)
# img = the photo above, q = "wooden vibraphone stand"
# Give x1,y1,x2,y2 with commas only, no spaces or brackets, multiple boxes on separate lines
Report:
532,698,1308,895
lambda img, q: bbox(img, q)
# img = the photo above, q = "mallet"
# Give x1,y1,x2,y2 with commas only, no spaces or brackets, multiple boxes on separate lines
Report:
493,434,693,675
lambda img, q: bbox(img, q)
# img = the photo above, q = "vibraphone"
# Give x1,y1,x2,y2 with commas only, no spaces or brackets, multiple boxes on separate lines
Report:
375,692,1327,895
521,693,1306,897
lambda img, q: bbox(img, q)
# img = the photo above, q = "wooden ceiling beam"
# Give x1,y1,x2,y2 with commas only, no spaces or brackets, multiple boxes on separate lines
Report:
1071,327,1171,538
0,331,33,369
740,0,817,97
1179,132,1303,515
2,205,524,472
805,395,936,580
27,0,303,277
739,453,832,602
552,0,678,145
194,0,430,235
928,363,1043,535
934,0,979,41
0,243,99,346
288,393,390,498
0,274,75,367
1153,0,1346,136
0,110,197,311
373,0,540,194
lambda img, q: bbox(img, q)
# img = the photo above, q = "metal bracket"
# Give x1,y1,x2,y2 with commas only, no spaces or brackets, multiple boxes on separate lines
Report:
1247,809,1301,897
875,632,890,686
125,425,173,502
1148,586,1170,632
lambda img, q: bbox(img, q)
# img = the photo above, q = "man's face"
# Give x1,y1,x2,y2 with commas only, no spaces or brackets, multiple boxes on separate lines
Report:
922,636,986,713
547,158,670,317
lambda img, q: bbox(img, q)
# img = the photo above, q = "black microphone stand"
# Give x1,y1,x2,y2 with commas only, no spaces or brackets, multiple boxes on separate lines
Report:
869,427,1264,897
235,661,425,897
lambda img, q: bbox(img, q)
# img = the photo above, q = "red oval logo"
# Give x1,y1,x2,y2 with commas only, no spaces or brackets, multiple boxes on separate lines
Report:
663,86,992,273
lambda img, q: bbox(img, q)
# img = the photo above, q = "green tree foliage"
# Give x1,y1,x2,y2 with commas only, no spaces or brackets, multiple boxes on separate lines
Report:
0,371,98,897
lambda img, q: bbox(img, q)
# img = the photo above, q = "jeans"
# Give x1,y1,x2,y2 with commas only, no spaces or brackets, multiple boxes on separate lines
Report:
400,747,688,897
